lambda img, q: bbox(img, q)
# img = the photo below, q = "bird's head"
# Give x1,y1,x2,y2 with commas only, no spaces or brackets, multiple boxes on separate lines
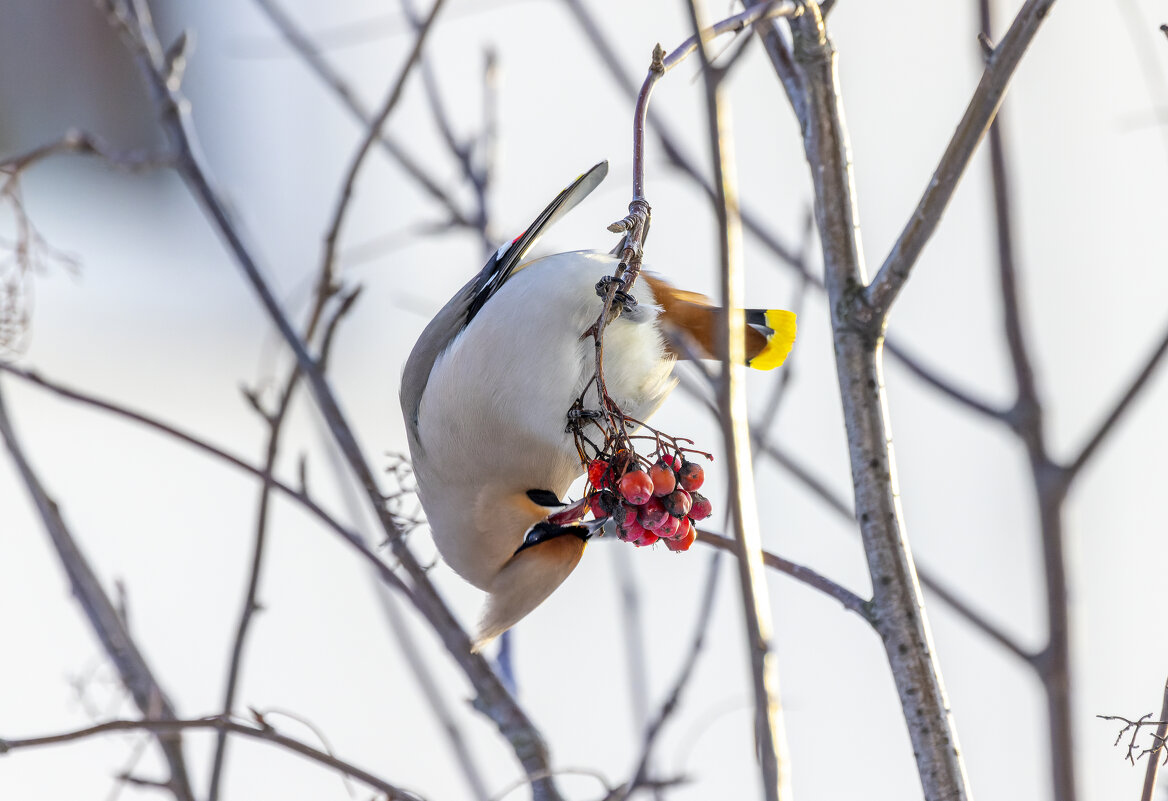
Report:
471,504,604,652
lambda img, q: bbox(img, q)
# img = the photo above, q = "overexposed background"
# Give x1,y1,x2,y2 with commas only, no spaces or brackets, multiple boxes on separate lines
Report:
2,1,1167,799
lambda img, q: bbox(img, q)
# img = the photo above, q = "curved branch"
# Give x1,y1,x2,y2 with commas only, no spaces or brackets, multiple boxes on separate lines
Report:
697,531,870,620
0,716,426,801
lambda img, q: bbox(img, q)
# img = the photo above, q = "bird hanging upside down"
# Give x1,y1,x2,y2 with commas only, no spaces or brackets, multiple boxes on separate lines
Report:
400,162,795,650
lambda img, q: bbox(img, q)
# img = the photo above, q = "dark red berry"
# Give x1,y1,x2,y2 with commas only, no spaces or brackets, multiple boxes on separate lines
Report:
677,460,705,491
662,488,692,518
638,497,669,530
688,491,712,521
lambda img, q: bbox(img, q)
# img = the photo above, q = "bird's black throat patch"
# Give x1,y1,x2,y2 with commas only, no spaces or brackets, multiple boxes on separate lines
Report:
513,520,592,556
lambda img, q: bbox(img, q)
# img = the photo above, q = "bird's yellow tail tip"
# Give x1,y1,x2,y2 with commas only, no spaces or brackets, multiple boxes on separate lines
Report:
748,310,797,371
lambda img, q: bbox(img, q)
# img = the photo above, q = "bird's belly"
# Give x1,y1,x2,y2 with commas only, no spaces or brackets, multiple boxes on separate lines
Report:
414,251,676,580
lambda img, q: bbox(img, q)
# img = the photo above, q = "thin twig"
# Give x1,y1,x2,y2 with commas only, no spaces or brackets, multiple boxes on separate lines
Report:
321,0,448,284
611,551,724,801
249,0,473,229
1064,318,1168,484
561,0,810,278
0,129,171,176
884,339,1009,421
0,361,412,599
697,531,869,619
974,3,1074,797
0,716,426,801
865,0,1059,322
316,422,492,801
208,289,361,800
0,383,195,801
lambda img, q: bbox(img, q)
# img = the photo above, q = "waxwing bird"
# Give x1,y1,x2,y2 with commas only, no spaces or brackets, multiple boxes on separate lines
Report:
400,161,796,650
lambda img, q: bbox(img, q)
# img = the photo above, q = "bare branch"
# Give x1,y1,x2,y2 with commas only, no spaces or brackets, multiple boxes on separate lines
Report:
1142,677,1168,801
1065,318,1168,484
697,531,870,619
249,0,474,229
321,0,446,285
209,289,362,800
788,4,972,798
0,129,171,175
613,551,724,801
884,339,1008,421
865,0,1058,322
561,0,811,278
104,3,564,795
0,383,195,801
0,716,426,801
0,361,412,599
686,2,792,797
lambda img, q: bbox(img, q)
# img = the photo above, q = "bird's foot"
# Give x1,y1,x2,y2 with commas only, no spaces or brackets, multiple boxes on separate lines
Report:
595,276,638,313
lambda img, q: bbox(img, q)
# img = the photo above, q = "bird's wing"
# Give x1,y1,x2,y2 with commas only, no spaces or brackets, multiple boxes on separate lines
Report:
400,161,609,454
465,160,608,323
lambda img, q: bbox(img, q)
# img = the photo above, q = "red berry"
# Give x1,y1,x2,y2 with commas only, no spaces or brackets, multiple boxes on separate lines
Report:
688,491,712,521
659,453,683,471
587,492,610,520
619,502,639,529
662,488,692,518
677,460,705,491
618,470,654,505
648,460,677,497
637,497,669,530
655,512,680,539
618,518,646,543
634,531,659,548
587,458,610,489
665,519,697,552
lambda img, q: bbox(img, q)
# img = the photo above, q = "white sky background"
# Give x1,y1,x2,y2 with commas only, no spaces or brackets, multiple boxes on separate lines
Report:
2,1,1167,800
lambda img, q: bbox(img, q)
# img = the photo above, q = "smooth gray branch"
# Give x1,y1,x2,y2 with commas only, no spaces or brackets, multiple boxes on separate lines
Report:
788,5,972,799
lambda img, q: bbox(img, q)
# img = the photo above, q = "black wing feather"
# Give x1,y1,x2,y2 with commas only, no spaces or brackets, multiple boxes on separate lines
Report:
465,161,608,324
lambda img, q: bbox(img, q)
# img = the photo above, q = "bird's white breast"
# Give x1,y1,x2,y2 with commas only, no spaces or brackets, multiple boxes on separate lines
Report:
413,251,676,585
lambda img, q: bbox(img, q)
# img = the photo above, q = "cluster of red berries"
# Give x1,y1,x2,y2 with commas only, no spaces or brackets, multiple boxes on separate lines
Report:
586,452,711,552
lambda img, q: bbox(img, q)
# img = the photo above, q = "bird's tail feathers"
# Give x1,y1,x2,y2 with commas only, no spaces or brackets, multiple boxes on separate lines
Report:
745,308,797,371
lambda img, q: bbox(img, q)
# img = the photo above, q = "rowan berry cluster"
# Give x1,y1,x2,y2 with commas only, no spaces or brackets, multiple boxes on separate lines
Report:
585,450,711,552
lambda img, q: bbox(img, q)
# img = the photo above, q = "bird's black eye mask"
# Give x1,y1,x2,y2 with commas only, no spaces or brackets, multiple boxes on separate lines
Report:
513,520,592,556
525,488,566,507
